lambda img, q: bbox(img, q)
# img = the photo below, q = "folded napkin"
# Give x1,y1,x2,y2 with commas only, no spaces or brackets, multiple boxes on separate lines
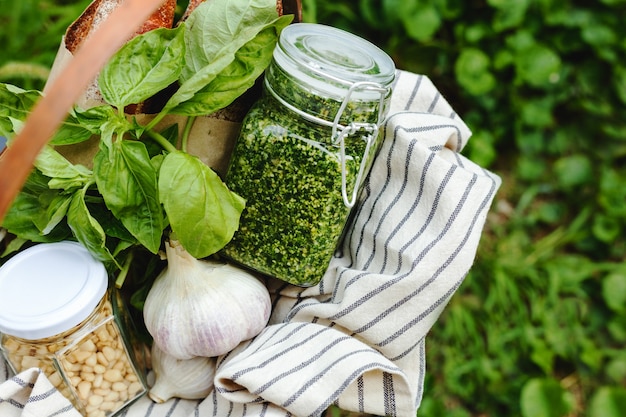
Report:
0,70,501,416
0,367,82,417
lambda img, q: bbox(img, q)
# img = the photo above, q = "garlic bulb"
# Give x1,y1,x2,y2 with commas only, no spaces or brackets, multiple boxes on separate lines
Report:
143,239,271,359
149,343,215,403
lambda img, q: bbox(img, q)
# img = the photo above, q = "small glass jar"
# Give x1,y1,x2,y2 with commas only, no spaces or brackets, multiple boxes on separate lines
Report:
0,241,147,417
223,23,396,286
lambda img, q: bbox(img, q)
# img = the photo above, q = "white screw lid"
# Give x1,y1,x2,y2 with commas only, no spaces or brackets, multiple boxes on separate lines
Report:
0,241,108,340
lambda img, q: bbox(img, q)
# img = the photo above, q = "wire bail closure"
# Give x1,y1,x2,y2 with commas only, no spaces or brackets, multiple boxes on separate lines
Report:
332,81,389,208
265,79,389,208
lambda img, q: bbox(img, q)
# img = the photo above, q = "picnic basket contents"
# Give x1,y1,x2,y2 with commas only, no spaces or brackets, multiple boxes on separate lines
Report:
0,0,502,416
0,0,388,414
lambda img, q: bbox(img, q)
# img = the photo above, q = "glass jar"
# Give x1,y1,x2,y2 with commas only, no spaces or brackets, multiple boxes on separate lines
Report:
223,23,396,286
0,241,147,417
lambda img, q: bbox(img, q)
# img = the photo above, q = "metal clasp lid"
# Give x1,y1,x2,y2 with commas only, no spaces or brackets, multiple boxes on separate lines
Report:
264,78,389,208
332,81,389,208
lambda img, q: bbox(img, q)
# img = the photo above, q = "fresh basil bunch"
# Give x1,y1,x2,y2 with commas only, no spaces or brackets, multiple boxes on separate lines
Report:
0,0,293,278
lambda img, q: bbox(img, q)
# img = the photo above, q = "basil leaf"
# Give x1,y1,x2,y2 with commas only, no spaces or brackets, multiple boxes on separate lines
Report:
0,83,40,137
34,193,73,235
47,112,130,191
159,151,245,259
51,115,94,146
67,186,117,264
99,26,186,109
50,106,118,146
2,191,49,240
2,172,72,242
163,0,282,113
171,16,292,116
94,136,164,254
75,105,120,133
34,145,92,190
2,237,28,258
87,202,137,245
163,49,233,112
182,0,279,80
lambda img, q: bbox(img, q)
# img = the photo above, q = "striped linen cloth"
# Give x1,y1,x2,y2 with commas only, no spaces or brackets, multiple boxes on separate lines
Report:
0,70,501,416
0,368,82,417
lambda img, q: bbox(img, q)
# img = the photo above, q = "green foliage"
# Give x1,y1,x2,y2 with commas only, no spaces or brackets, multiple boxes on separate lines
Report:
520,378,574,417
0,0,93,89
304,0,626,415
587,386,626,417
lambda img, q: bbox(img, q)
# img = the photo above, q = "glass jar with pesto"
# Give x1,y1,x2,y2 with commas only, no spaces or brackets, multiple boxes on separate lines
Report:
223,23,396,287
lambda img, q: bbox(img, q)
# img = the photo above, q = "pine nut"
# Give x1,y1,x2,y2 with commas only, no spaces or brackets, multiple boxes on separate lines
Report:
80,339,97,352
77,381,92,400
88,395,104,407
104,368,123,383
85,354,98,367
93,364,106,374
102,346,117,362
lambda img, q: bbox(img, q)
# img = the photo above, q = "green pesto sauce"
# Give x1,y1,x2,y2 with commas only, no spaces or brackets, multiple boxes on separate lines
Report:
222,91,372,286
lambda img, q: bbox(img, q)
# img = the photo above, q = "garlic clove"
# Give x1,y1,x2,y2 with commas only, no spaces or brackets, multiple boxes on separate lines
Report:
143,239,272,360
149,343,216,403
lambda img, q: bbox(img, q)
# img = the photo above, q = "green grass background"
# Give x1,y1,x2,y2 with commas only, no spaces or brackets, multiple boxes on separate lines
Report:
1,0,625,416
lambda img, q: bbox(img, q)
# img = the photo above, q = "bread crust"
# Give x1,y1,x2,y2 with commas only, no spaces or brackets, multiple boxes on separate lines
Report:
65,0,118,54
65,0,176,54
139,0,177,33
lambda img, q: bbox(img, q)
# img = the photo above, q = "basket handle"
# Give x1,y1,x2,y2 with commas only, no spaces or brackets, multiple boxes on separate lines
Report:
0,0,169,224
